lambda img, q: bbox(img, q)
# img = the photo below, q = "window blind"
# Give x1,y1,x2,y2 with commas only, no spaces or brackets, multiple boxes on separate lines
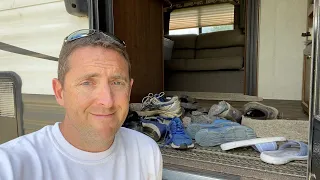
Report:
169,3,234,30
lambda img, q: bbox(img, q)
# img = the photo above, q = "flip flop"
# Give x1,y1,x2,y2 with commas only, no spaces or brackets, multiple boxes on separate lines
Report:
260,140,308,165
220,137,287,151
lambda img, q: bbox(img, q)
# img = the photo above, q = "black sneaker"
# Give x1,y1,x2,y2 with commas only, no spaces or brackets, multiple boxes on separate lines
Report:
123,111,143,133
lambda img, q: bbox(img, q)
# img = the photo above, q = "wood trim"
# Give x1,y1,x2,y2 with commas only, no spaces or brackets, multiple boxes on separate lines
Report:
302,101,309,115
302,55,307,104
301,55,311,115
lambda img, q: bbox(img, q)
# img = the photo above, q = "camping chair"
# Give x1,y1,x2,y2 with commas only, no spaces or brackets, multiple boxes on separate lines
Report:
0,71,24,144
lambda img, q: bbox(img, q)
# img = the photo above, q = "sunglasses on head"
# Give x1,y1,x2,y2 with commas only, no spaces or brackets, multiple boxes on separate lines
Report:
64,29,126,47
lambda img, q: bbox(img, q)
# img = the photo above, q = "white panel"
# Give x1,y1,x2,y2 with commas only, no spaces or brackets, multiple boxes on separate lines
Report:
12,0,62,9
0,1,88,56
258,0,307,100
0,0,61,11
0,1,88,95
0,0,14,11
258,0,277,99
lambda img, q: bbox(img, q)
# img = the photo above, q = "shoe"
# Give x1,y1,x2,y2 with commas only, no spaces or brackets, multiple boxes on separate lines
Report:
179,95,198,110
186,119,240,139
141,116,167,142
190,111,217,124
208,101,242,123
129,103,143,111
122,111,143,133
165,117,194,149
195,125,256,147
243,102,279,120
137,92,182,118
181,116,192,128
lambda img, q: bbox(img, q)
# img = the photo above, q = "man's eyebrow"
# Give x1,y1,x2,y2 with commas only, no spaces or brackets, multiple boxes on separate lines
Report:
110,75,129,82
77,73,101,81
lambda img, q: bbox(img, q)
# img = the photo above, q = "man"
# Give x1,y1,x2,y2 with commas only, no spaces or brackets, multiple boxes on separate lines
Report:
0,29,163,180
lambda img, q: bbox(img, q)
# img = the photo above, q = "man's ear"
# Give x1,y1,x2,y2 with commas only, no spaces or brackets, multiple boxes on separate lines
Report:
129,78,134,101
52,78,64,106
130,78,134,89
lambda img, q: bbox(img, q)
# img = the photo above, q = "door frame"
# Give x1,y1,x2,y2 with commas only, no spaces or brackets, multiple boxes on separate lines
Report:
88,0,114,33
308,0,320,178
244,0,259,96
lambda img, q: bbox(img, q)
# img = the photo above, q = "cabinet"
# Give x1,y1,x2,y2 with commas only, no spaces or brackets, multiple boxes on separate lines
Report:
113,0,164,102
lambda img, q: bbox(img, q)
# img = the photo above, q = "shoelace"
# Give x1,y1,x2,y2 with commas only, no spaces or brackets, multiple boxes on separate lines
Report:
141,93,154,107
141,92,166,110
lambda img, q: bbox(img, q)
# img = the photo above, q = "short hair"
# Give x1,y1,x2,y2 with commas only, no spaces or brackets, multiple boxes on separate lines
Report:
57,31,130,87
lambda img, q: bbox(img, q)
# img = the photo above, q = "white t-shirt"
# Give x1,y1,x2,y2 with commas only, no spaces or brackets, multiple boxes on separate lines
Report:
0,122,163,180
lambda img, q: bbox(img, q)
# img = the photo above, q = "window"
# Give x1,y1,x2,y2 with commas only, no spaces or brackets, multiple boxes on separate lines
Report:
169,27,199,35
202,25,234,33
169,3,234,35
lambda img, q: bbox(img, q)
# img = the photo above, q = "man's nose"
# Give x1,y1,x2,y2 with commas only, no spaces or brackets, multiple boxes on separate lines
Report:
96,84,114,108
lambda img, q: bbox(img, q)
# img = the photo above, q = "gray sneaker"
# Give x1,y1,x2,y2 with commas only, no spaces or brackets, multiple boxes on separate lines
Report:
243,102,279,120
190,111,217,124
208,101,242,123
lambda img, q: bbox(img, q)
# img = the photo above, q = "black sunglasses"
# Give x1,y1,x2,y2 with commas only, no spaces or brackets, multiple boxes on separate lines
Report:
64,29,126,47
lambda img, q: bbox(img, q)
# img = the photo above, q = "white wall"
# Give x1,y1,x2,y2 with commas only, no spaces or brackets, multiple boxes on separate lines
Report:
258,0,307,100
0,0,88,95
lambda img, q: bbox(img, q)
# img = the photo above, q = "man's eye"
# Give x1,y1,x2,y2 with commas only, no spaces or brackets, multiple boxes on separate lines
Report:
81,81,91,86
112,81,123,85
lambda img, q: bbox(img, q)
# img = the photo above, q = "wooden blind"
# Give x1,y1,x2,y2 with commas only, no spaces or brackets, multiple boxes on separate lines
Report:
169,3,234,30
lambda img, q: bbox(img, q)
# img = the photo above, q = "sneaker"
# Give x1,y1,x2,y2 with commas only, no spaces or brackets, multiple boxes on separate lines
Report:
195,125,256,147
182,116,192,128
190,111,217,124
122,111,143,133
208,101,242,123
243,102,279,120
141,116,167,142
165,117,194,149
186,119,240,139
137,92,182,118
129,103,143,111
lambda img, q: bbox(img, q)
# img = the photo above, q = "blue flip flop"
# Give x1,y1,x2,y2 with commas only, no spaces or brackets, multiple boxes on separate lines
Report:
260,140,308,165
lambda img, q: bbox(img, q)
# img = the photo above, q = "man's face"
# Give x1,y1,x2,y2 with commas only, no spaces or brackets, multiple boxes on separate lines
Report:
53,46,133,141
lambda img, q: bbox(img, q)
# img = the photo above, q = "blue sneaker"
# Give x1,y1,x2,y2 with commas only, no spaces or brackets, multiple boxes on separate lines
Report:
165,117,194,149
186,119,241,139
195,125,257,147
141,117,167,142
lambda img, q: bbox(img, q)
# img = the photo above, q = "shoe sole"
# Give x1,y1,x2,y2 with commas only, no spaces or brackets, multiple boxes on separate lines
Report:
187,122,241,140
137,108,182,118
142,123,161,141
195,126,256,147
187,124,218,139
170,142,195,149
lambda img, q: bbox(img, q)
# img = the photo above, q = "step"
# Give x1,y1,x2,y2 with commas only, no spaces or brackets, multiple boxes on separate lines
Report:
160,144,307,180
